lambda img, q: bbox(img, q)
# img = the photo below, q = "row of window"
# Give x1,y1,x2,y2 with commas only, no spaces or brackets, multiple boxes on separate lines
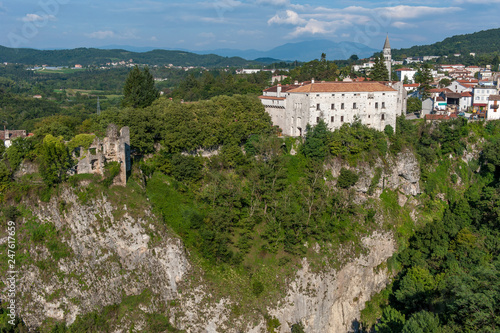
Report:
316,114,386,123
316,102,386,110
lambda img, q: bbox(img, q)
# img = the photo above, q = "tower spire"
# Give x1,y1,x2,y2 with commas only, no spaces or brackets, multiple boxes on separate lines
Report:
383,34,390,49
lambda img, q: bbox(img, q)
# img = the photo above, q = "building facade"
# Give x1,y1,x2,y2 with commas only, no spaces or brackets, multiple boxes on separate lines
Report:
260,81,405,136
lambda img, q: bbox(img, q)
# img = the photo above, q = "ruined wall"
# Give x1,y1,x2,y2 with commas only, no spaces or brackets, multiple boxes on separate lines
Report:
75,124,130,186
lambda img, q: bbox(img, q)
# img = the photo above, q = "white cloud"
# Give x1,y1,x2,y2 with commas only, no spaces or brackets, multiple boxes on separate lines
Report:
21,13,56,22
199,32,216,39
150,36,158,41
268,10,306,25
86,30,115,39
85,29,139,40
255,0,289,6
268,4,462,38
290,19,333,36
392,21,417,29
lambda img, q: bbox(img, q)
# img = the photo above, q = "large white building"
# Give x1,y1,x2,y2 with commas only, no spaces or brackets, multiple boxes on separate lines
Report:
260,81,406,136
395,68,417,83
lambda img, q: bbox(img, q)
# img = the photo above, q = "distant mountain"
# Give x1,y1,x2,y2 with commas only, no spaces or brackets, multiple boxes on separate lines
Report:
0,46,259,67
392,28,500,58
196,40,379,62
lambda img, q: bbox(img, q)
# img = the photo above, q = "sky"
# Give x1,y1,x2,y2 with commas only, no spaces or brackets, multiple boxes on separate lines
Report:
1,0,500,52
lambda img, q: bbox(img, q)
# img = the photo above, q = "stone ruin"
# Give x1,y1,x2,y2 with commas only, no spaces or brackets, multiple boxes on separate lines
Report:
74,124,131,186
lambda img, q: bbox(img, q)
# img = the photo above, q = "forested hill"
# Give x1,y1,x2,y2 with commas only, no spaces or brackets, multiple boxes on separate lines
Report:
391,28,500,58
0,45,259,67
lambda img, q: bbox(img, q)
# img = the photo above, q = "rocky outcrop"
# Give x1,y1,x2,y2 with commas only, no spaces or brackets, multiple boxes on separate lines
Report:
16,187,190,328
255,233,395,333
329,149,421,197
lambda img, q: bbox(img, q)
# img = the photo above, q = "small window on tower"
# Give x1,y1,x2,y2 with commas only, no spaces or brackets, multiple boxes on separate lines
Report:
331,116,334,122
353,103,357,109
341,116,344,122
341,103,345,109
381,114,385,120
382,102,386,109
317,103,320,110
316,117,320,123
375,102,379,108
331,103,334,109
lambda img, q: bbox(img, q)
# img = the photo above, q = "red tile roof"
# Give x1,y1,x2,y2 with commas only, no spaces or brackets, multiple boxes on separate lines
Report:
461,92,472,97
395,68,414,71
263,84,301,93
489,95,500,101
287,81,395,93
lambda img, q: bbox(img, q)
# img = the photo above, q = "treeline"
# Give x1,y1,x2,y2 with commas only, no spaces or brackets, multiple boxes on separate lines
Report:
392,27,500,58
166,70,271,101
0,45,260,67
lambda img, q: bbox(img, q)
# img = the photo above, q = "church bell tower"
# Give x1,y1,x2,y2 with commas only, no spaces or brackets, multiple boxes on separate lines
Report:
383,34,391,81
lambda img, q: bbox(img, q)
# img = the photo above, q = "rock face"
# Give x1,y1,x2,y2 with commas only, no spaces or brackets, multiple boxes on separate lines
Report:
10,183,400,332
264,233,395,333
329,149,421,197
16,187,190,328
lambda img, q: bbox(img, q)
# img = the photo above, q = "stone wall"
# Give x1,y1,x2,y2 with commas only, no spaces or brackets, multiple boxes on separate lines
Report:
75,124,130,186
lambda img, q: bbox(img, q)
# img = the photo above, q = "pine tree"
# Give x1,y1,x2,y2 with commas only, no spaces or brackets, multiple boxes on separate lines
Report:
415,64,433,100
122,66,159,108
370,54,389,81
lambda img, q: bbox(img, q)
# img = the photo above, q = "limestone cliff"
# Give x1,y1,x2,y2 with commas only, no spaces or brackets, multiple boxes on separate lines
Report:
5,149,422,332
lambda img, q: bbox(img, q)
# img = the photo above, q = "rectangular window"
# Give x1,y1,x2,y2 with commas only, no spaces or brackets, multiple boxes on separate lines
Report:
353,103,357,109
316,117,320,123
375,102,379,108
341,116,344,122
316,103,320,110
331,116,334,122
341,103,345,109
381,114,385,120
342,94,345,96
382,102,386,108
331,103,334,109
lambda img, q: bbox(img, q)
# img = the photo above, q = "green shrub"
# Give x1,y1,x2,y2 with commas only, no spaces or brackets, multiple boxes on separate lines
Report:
251,280,264,297
102,161,121,187
337,168,359,189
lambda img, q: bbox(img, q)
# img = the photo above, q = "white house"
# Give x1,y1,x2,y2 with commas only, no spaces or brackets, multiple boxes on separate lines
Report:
473,86,499,111
487,95,500,120
260,81,406,136
396,68,417,83
446,81,473,94
459,92,473,112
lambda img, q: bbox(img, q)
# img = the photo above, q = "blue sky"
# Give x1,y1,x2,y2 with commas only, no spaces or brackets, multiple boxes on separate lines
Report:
1,0,499,51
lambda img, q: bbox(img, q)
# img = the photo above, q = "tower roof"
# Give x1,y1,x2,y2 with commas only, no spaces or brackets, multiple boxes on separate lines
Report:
383,35,390,49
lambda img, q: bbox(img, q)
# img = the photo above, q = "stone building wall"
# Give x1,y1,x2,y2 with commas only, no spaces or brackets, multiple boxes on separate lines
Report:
75,124,130,186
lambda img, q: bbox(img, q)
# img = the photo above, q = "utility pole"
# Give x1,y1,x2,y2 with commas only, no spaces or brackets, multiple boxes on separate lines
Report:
97,96,101,115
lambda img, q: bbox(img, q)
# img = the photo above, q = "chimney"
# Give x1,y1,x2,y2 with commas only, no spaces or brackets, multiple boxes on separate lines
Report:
294,80,298,85
311,78,315,84
277,84,282,98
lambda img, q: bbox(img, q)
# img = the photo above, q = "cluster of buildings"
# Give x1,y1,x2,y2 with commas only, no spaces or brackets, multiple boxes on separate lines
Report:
259,36,406,136
403,64,500,120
